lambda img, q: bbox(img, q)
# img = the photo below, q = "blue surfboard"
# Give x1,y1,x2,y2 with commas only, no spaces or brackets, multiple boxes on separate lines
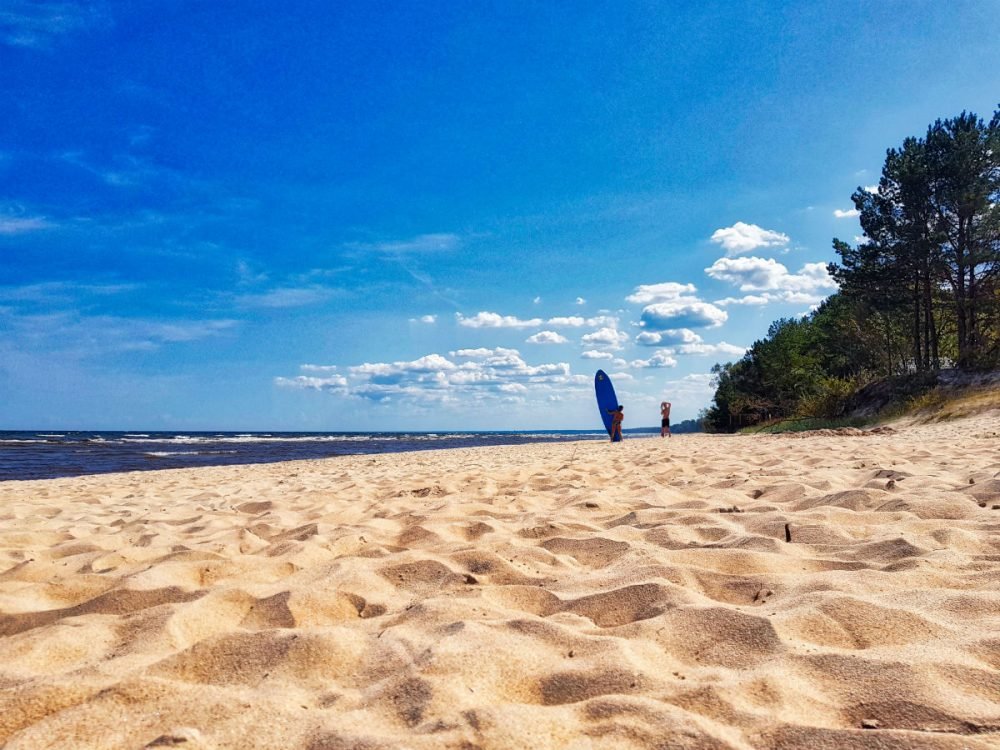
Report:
594,369,621,441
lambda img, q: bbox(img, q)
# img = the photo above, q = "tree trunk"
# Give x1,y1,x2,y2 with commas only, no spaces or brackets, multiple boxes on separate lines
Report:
912,271,923,370
923,269,939,369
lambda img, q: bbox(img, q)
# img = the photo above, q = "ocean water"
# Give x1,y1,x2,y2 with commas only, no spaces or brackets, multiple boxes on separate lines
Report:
0,430,613,481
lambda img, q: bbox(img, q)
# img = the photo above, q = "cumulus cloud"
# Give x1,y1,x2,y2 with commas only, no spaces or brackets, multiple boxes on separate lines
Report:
634,328,702,347
625,281,729,330
276,347,584,405
580,350,614,360
526,330,568,344
456,311,543,328
546,315,616,328
630,351,678,368
863,185,879,195
639,300,727,330
676,341,747,357
625,282,696,305
275,374,349,392
581,326,629,349
713,294,772,306
409,314,437,324
710,222,789,256
627,281,728,332
833,208,860,219
705,257,836,301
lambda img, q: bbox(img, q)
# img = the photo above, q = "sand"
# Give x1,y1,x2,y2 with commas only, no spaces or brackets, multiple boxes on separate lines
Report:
1,414,999,749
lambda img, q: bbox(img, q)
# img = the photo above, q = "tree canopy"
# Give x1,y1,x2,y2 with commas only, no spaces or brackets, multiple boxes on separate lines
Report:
704,107,1000,432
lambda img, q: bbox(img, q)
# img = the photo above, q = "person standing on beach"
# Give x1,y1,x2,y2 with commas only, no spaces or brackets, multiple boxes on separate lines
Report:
607,405,624,442
660,401,672,438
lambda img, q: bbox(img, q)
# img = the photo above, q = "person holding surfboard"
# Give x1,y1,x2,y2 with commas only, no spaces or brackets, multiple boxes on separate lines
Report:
661,401,672,438
607,405,624,442
594,370,623,442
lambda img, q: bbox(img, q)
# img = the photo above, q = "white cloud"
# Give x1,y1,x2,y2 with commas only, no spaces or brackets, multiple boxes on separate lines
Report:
705,257,836,300
714,294,772,306
627,281,727,332
635,328,702,347
456,311,543,329
277,347,583,405
639,300,727,330
581,326,629,349
710,222,789,256
526,330,568,344
409,314,436,324
863,185,879,195
630,351,678,369
575,297,586,305
676,341,747,357
546,315,616,327
833,208,860,219
580,350,613,360
275,374,349,392
533,296,541,304
625,282,697,305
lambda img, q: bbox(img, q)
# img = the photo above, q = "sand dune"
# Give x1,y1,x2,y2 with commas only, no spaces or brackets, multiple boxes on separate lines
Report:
1,413,998,749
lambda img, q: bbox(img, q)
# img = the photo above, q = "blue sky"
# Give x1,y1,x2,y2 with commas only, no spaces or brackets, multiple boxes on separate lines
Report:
2,1,998,430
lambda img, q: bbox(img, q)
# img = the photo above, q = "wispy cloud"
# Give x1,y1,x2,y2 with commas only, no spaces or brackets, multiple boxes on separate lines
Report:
0,207,54,234
833,208,860,218
235,285,341,309
2,308,237,356
0,1,110,49
0,280,137,304
347,233,462,255
710,222,789,257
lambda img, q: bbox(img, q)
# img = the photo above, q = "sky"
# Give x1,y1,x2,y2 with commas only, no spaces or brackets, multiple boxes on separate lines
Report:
2,1,999,431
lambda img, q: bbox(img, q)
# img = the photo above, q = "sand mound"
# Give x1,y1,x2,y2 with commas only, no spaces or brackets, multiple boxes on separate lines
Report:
0,413,998,748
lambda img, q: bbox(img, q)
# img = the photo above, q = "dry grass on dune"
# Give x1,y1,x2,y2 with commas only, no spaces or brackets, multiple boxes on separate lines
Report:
0,413,998,748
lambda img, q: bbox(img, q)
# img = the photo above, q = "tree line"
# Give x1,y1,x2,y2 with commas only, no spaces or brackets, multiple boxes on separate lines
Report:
704,107,999,432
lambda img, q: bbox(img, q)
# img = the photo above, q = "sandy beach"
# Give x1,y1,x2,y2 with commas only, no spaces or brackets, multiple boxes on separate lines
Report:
1,414,999,749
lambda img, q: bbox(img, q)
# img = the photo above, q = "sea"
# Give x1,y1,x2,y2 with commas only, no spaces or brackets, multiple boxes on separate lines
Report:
0,430,619,481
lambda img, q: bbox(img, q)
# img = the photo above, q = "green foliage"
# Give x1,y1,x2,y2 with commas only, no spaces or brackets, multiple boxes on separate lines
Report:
798,377,856,419
705,106,1000,433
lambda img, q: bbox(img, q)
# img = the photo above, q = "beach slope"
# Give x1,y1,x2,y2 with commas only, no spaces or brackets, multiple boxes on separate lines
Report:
1,414,999,748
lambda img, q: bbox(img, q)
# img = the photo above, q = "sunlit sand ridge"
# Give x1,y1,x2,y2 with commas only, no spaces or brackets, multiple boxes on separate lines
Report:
1,413,999,749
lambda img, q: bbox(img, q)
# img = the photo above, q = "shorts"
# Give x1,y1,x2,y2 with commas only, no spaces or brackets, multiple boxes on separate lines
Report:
661,418,670,428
